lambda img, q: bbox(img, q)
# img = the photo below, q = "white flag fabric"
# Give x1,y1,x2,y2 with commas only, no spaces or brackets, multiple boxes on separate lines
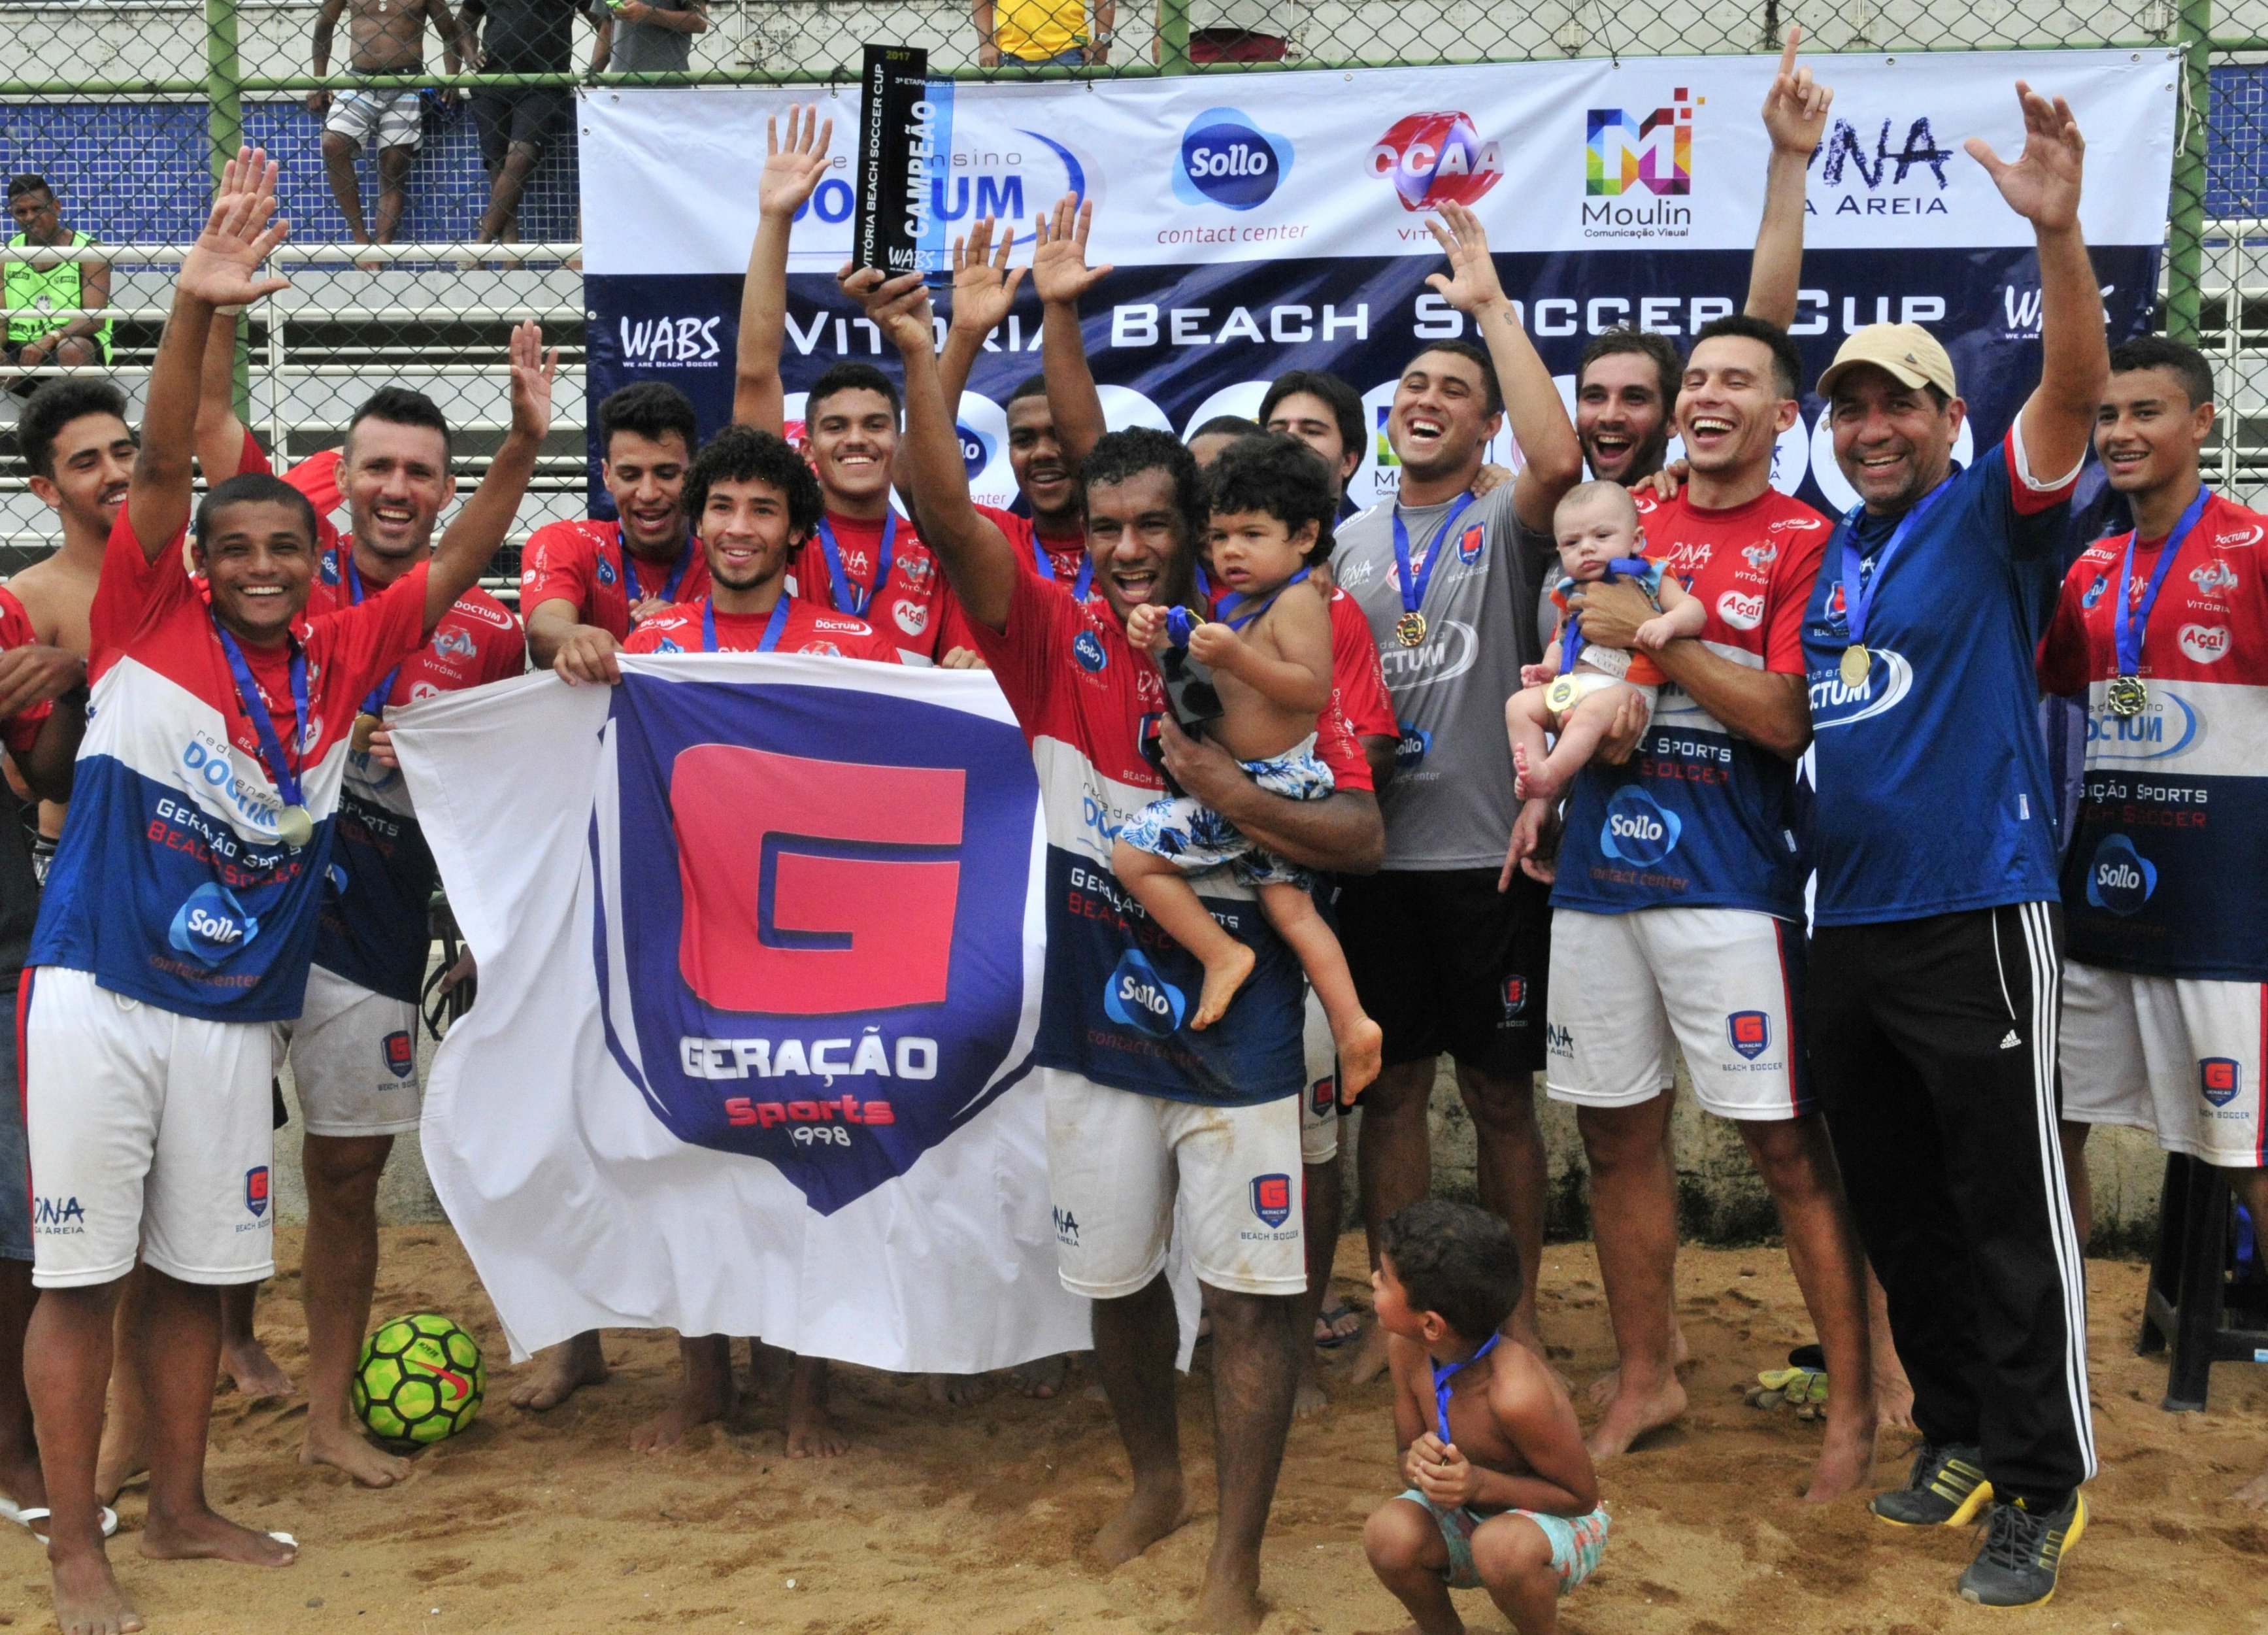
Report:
392,655,1089,1370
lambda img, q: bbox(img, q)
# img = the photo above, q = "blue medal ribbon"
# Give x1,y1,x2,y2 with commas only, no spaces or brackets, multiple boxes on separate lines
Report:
2113,487,2209,681
341,552,402,719
1392,490,1479,625
623,531,695,610
1833,479,1954,652
815,513,897,618
1431,1332,1501,1441
1218,567,1310,633
1035,535,1094,603
212,615,310,820
1560,556,1658,674
703,596,792,654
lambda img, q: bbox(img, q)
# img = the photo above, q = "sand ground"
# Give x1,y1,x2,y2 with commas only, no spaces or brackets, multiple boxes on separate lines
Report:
3,1226,2263,1635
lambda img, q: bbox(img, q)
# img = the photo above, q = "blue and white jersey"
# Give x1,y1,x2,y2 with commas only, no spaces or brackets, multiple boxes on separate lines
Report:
1800,426,2080,926
29,510,431,1022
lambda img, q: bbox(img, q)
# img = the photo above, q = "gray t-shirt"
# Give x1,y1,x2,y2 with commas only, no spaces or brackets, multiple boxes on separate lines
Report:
1332,483,1552,870
607,0,694,70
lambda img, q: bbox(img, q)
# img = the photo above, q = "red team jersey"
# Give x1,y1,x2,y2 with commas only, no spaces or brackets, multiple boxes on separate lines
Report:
0,589,49,756
788,511,961,665
1329,584,1399,745
520,520,714,641
624,596,903,662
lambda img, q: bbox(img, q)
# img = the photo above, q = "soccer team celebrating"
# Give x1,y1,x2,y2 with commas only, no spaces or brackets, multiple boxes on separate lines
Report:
1,35,2261,1635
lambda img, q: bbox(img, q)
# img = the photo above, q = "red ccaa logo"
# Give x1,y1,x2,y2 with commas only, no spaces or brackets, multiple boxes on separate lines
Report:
1368,113,1504,211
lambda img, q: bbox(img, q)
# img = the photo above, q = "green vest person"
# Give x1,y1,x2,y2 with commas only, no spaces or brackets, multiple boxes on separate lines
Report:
5,176,112,370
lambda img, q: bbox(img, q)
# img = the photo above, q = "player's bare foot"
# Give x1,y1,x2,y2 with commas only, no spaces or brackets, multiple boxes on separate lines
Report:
1585,1371,1685,1460
926,1372,987,1406
1293,1365,1329,1420
1511,741,1567,804
1336,1015,1384,1100
50,1547,142,1635
1092,1475,1188,1566
1588,1323,1690,1407
139,1504,297,1566
222,1332,295,1400
1803,1409,1877,1503
1192,943,1256,1030
301,1412,412,1487
1010,1353,1067,1398
784,1356,848,1458
93,1419,146,1508
1338,1317,1392,1387
1873,1343,1916,1434
1188,1561,1266,1634
2237,1470,2268,1510
508,1330,609,1411
631,1337,733,1453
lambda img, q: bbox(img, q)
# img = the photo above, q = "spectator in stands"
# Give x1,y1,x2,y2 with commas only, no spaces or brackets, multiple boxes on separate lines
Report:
460,0,587,243
310,0,467,248
591,0,707,74
974,0,1111,67
4,178,110,388
1154,0,1291,61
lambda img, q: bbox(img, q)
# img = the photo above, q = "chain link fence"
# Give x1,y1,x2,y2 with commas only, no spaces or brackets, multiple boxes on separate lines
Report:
0,0,2260,578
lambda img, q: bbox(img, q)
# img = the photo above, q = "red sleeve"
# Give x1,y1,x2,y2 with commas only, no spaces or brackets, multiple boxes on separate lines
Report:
1314,706,1372,794
1763,509,1831,675
2003,423,2083,518
283,448,344,520
474,601,527,683
1329,593,1397,741
974,504,1040,569
311,562,432,703
89,503,193,675
0,590,48,754
2035,564,2095,697
965,561,1070,728
520,522,595,615
235,427,273,478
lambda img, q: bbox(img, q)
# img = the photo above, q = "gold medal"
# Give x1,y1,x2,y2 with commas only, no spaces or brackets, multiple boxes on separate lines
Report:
2105,674,2148,718
275,804,315,849
1395,610,1427,647
349,711,383,754
1544,674,1580,715
1839,645,1870,689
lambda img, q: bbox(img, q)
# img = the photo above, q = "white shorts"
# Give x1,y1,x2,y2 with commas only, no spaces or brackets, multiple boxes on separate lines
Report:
324,84,424,151
1544,906,1810,1119
2060,961,2265,1168
282,964,424,1138
1300,983,1337,1166
22,968,278,1289
1041,1068,1305,1300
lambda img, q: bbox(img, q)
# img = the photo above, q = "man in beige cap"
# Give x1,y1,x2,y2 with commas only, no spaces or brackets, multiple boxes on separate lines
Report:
1795,82,2106,1608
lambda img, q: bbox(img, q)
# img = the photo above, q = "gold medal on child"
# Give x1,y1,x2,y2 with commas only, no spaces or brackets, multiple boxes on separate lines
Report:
1838,645,1871,689
348,711,383,754
1544,674,1580,715
2105,674,2148,718
275,803,315,849
1395,611,1427,647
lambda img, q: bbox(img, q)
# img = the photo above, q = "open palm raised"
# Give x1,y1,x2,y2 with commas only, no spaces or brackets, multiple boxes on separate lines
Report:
1965,80,2085,233
180,146,292,309
759,104,835,218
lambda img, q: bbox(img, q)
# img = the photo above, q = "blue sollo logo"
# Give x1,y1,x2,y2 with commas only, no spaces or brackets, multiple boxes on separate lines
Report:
1173,108,1292,211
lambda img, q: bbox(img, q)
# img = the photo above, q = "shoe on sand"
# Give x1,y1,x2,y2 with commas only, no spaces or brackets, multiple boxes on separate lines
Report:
1871,1441,1993,1527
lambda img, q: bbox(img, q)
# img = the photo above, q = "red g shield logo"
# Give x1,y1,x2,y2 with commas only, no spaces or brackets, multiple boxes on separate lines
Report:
1251,1173,1293,1228
1727,1010,1770,1061
671,746,965,1015
245,1166,270,1218
1501,976,1527,1017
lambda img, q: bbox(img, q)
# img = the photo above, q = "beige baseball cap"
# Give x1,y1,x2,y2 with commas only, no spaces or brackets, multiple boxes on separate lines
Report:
1815,322,1958,402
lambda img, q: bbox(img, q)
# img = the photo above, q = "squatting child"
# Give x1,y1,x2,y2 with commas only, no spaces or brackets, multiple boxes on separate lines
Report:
1112,433,1383,1098
1364,1199,1609,1635
1505,479,1703,805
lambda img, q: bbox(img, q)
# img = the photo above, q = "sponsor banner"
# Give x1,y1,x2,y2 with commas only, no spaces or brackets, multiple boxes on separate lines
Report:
393,661,1088,1370
580,52,2173,514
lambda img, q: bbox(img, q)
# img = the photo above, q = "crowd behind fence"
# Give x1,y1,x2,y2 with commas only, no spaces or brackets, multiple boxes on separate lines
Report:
5,0,2268,585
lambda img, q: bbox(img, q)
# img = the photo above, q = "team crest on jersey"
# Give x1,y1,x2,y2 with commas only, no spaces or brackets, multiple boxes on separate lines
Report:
2200,1057,2241,1107
1456,524,1483,565
1073,629,1109,673
2191,561,2239,598
895,600,930,637
1250,1173,1293,1228
433,627,477,659
382,1029,415,1079
245,1166,270,1218
1726,1010,1770,1060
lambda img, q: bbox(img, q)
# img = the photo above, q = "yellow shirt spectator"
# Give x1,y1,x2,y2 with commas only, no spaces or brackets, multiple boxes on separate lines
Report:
983,0,1088,63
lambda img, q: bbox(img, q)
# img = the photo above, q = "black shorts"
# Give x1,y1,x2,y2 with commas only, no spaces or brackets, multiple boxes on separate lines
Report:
471,86,567,170
1336,867,1550,1077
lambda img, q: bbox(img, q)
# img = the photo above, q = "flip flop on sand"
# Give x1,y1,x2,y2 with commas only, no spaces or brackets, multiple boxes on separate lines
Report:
3,1499,120,1541
1744,1345,1830,1421
1313,1298,1363,1349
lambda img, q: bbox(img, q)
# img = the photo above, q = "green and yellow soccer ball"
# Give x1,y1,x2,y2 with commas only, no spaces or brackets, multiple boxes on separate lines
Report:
351,1313,484,1446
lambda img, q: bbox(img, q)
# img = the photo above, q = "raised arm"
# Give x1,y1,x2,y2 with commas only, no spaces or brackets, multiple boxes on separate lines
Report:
1423,201,1581,535
864,271,1021,627
936,215,1025,416
135,148,292,561
1028,194,1110,473
1746,29,1831,328
1971,82,2107,482
733,104,833,432
425,320,554,630
193,307,252,485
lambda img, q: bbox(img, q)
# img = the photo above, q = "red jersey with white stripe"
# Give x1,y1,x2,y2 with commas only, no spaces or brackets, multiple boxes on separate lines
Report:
624,596,903,662
520,520,711,641
29,507,430,1021
787,511,959,666
2040,488,2268,979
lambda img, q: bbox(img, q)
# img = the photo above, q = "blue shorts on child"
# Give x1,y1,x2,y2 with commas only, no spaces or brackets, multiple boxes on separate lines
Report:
1116,732,1331,890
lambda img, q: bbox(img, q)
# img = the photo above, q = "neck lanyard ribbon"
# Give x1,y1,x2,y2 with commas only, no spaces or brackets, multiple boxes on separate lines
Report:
1834,479,1953,651
1217,567,1309,633
341,553,403,719
815,513,897,618
624,531,695,609
1431,1332,1501,1441
212,616,309,817
1560,556,1657,674
2115,487,2209,680
1392,491,1479,618
703,596,792,654
1035,537,1095,603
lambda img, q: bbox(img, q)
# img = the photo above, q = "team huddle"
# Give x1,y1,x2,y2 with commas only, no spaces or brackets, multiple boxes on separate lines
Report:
0,34,2258,1635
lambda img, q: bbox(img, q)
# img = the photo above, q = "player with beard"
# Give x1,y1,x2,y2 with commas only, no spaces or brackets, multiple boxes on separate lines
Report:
1522,316,1878,1500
